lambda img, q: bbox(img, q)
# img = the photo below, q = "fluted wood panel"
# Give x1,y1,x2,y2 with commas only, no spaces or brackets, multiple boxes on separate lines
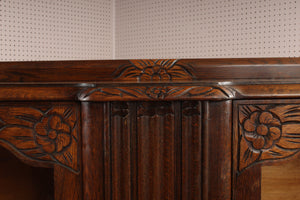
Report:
88,101,202,200
181,101,202,199
137,102,175,199
110,102,136,200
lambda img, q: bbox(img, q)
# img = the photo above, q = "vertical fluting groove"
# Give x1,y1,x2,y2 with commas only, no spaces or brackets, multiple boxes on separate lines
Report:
197,101,202,200
182,101,202,200
232,102,237,200
157,103,174,200
129,102,137,200
182,112,191,200
166,104,175,199
110,102,133,200
137,102,176,199
137,112,149,199
143,115,149,200
202,101,209,200
155,114,163,199
111,109,120,200
174,101,182,200
104,102,112,200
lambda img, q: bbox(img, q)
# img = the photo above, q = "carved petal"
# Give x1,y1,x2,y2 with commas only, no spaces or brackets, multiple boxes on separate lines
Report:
161,72,171,80
259,112,274,124
269,127,281,140
35,117,48,136
251,135,265,150
49,115,63,129
36,135,56,153
239,128,261,171
243,112,259,132
263,137,274,149
244,132,257,142
56,133,71,152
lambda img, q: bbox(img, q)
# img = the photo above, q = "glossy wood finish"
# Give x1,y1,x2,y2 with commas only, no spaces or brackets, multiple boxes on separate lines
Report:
0,58,300,102
0,58,300,83
261,156,300,200
0,103,80,173
181,101,202,199
54,165,82,200
233,99,300,200
0,58,300,199
0,102,81,200
81,101,202,200
81,102,106,199
203,101,232,200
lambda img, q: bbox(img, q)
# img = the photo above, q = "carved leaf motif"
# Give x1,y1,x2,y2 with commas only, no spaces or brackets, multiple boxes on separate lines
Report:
0,106,79,173
238,104,300,172
113,59,195,81
80,86,234,101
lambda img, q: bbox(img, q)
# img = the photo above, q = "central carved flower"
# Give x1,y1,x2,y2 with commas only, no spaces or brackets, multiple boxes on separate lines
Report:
242,111,282,151
34,114,72,154
145,86,169,99
140,65,171,81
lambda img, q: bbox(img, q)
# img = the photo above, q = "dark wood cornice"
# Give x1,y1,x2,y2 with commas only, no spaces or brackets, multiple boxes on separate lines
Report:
0,58,299,101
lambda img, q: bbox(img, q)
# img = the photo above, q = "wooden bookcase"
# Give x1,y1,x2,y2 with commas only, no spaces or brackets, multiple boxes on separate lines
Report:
0,58,299,200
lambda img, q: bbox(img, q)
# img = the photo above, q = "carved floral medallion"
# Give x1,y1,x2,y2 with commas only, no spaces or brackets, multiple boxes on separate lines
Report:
113,59,195,81
0,105,79,173
238,104,300,172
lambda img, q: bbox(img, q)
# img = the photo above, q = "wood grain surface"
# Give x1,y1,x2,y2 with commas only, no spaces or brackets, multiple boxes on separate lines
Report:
234,99,300,200
262,156,300,200
0,58,299,83
0,58,300,200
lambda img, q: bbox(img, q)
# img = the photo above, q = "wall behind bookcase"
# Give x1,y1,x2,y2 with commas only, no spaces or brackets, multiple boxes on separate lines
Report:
0,0,299,61
0,0,113,61
115,0,300,59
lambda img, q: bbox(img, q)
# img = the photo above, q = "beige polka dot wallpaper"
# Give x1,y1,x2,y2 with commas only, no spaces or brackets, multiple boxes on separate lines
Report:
115,0,300,59
0,0,113,60
0,0,299,60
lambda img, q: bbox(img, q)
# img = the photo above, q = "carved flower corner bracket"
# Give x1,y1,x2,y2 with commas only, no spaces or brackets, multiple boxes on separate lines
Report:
0,106,79,174
113,59,195,81
238,104,300,173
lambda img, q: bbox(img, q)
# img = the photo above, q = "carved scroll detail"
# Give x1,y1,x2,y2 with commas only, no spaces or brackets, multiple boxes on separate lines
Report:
238,104,300,172
182,101,201,116
0,105,79,173
80,86,235,101
137,102,174,117
111,102,129,118
113,59,195,81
